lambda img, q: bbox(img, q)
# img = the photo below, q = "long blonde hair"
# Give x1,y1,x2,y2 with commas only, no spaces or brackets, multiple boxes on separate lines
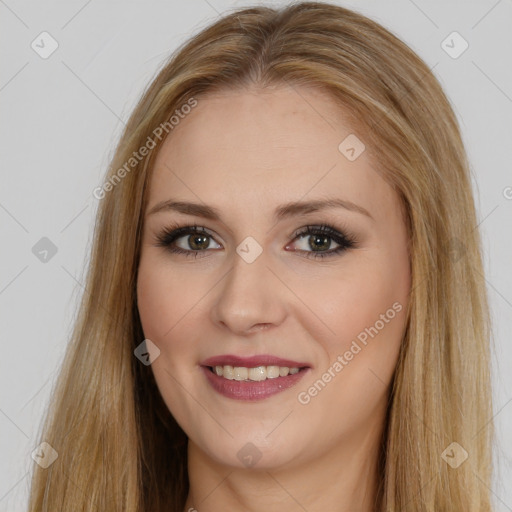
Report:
27,2,494,510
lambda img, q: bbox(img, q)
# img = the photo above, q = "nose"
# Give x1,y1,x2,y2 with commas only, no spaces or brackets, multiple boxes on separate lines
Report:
210,247,287,336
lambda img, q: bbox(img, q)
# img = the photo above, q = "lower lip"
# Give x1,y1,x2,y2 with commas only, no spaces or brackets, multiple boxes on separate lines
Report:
201,366,310,401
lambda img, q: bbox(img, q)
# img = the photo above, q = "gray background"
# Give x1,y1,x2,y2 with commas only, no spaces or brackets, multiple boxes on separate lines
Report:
1,0,511,510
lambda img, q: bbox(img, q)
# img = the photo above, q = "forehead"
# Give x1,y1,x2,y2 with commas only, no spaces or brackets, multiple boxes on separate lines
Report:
148,85,396,221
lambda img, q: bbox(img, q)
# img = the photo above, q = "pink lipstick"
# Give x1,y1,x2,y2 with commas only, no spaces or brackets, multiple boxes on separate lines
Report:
201,354,311,401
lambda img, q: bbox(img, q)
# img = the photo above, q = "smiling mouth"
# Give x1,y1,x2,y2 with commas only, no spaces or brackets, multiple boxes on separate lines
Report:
207,365,306,381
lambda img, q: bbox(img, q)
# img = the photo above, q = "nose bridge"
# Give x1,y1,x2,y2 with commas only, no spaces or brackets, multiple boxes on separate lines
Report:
210,240,286,333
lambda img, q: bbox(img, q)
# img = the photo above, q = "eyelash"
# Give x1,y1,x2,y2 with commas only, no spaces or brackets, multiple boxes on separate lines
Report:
153,222,358,260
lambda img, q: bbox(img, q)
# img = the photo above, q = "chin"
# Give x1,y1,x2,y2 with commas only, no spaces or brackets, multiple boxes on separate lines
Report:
193,425,311,471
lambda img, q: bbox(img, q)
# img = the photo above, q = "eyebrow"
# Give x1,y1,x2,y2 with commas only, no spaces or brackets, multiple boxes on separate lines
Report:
147,197,374,222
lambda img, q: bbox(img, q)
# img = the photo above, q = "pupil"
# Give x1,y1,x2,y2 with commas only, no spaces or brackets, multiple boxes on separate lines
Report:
189,234,209,250
310,235,329,251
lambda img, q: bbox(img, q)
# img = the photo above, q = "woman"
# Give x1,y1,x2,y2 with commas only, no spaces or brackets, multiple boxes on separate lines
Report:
27,2,494,511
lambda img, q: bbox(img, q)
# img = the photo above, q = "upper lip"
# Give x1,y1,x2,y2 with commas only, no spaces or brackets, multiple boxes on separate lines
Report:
201,354,311,368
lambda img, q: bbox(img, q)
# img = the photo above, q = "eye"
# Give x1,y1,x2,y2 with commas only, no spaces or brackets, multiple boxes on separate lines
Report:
153,222,357,259
286,224,357,259
153,223,221,259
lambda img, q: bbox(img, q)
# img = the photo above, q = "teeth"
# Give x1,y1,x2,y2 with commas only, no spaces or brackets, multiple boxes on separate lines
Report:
212,365,303,381
233,367,248,381
248,366,266,381
223,365,234,380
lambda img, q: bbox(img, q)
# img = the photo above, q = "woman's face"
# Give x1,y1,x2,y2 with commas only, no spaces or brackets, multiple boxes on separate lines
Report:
137,84,411,471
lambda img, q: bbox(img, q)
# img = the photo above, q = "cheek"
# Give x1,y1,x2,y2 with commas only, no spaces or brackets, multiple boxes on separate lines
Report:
136,257,202,420
308,248,410,372
137,263,171,341
136,254,212,408
136,256,203,342
293,257,409,439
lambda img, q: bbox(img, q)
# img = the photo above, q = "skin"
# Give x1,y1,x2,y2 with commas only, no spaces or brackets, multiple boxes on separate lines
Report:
136,84,411,512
